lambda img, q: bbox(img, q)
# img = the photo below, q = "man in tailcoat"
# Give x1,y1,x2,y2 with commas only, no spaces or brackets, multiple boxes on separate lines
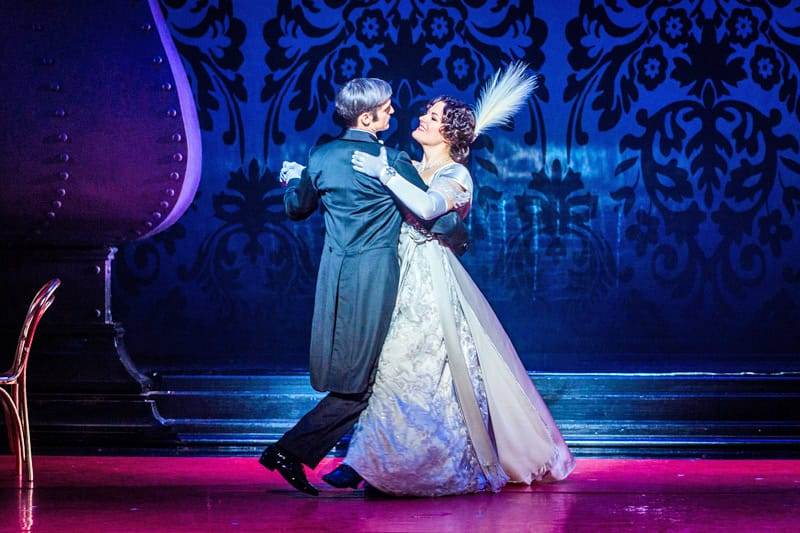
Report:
259,78,467,495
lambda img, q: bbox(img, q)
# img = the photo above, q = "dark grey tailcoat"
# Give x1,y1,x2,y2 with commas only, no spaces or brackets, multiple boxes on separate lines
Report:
284,129,464,394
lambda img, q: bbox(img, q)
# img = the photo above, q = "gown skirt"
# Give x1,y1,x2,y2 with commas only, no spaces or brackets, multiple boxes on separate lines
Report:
345,222,575,496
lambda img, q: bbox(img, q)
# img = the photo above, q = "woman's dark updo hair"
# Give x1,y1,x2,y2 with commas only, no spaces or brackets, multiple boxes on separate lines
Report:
428,96,475,164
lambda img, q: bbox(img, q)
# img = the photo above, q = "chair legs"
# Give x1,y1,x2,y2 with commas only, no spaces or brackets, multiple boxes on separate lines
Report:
18,381,33,484
0,386,30,486
1,394,22,471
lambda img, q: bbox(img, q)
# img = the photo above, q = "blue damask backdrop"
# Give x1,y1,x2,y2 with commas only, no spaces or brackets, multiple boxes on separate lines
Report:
114,0,800,373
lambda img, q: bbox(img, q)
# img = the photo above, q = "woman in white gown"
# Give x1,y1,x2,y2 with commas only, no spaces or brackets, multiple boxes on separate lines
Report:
343,64,575,496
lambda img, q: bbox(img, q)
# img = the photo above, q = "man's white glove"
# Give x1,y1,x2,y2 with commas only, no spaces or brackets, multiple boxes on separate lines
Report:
280,160,306,185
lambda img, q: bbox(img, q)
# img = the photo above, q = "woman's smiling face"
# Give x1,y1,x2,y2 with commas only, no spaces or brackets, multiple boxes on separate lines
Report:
412,100,447,147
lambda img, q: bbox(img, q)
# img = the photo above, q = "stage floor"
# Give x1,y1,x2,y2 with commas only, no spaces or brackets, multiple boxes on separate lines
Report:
1,457,799,532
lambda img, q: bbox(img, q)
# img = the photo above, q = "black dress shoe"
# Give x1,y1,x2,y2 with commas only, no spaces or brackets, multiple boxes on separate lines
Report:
322,464,363,489
259,445,319,496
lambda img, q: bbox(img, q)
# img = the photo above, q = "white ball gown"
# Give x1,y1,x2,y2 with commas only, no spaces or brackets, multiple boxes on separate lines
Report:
345,162,575,496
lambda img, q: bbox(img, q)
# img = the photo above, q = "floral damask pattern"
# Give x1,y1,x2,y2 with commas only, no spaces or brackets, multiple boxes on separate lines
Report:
752,45,781,90
260,0,553,275
260,0,547,158
504,160,621,301
110,1,800,363
637,46,668,90
423,9,454,47
118,1,253,321
116,222,188,297
565,1,800,308
176,159,316,319
617,88,798,303
565,2,800,150
160,0,248,159
258,0,560,293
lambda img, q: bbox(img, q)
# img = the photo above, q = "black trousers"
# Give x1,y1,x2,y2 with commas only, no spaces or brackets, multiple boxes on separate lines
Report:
274,390,370,468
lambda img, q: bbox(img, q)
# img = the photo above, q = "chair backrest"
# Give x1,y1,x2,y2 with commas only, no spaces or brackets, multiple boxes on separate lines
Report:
6,278,61,380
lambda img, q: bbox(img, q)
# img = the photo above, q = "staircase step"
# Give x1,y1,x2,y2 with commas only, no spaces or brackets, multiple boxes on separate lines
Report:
142,372,800,455
146,389,800,422
153,372,800,394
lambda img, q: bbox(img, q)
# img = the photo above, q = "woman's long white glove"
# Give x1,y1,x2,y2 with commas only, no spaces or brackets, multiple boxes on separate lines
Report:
350,146,389,181
352,147,449,220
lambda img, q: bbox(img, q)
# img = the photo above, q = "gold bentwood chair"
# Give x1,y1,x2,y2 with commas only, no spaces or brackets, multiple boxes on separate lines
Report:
1,278,60,486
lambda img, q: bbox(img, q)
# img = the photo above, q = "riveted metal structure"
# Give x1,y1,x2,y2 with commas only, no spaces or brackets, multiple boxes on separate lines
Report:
0,1,200,244
0,0,201,448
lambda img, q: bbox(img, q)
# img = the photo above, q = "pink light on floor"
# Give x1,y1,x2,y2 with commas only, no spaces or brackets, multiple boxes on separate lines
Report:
1,457,799,532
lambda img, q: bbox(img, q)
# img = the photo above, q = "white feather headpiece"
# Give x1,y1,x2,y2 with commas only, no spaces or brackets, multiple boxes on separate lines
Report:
472,61,538,140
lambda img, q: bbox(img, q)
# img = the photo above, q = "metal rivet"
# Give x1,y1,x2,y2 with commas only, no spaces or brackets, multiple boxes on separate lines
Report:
152,211,162,220
160,200,169,209
59,153,70,162
58,132,69,142
144,221,153,228
161,82,173,91
166,108,178,118
152,55,163,65
172,153,183,162
94,309,102,319
171,132,182,142
140,23,152,32
94,265,102,274
54,108,66,118
59,171,69,180
49,82,62,92
57,188,66,197
52,200,62,209
46,211,56,219
169,172,180,181
165,188,175,196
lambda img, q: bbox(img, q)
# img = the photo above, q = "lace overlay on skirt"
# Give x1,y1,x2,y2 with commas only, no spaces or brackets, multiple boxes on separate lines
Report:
345,224,506,496
345,219,574,496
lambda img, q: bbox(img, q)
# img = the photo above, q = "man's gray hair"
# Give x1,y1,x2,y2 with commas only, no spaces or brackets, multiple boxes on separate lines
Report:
335,78,393,126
